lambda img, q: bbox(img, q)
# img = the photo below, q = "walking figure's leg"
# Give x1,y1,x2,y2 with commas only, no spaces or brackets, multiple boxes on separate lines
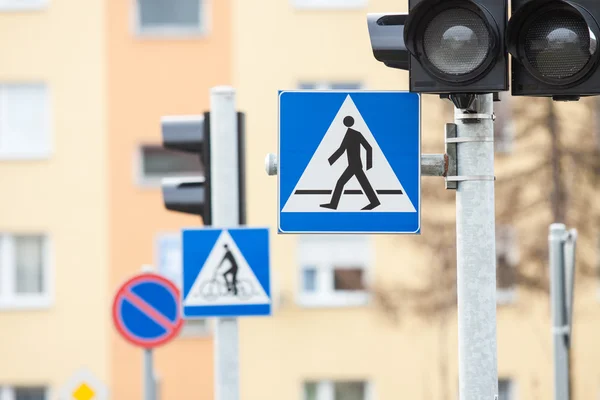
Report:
355,170,380,210
321,168,354,210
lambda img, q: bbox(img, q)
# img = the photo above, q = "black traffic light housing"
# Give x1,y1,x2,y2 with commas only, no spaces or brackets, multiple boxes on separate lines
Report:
507,0,600,100
160,114,212,225
404,0,508,94
160,112,246,226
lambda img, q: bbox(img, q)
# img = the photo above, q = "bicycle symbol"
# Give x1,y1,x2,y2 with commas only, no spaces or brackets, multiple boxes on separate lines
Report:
196,270,255,301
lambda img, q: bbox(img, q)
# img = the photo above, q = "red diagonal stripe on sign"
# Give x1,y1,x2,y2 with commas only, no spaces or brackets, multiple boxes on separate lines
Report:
123,289,177,332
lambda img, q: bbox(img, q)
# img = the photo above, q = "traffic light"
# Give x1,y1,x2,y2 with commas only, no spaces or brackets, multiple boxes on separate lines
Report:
507,0,600,100
367,0,509,94
160,113,212,225
160,111,247,226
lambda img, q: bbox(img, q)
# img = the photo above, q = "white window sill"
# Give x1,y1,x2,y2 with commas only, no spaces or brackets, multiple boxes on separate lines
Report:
297,292,369,308
0,151,52,161
292,0,368,10
497,289,517,305
0,296,53,311
135,26,208,39
0,1,48,11
178,319,212,338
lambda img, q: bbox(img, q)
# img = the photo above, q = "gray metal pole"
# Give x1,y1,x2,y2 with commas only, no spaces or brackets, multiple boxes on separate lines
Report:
453,94,498,400
210,86,240,400
143,349,156,400
549,223,570,400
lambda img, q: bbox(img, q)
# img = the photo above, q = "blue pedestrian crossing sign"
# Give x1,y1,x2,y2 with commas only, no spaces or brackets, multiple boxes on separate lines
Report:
278,90,421,234
182,227,271,318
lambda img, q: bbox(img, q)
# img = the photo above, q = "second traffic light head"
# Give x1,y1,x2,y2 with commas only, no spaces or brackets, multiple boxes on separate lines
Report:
160,113,212,225
404,0,508,94
507,0,600,100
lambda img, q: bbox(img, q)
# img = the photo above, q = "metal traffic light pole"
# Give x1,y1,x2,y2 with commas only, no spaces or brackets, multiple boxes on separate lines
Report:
448,93,499,400
549,223,577,400
210,86,242,400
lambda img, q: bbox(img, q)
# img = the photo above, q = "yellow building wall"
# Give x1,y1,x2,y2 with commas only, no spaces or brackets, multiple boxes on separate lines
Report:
233,1,600,399
0,0,109,394
107,0,233,399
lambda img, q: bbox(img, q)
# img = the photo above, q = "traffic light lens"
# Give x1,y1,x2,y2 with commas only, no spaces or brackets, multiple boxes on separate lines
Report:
524,11,598,80
423,8,491,75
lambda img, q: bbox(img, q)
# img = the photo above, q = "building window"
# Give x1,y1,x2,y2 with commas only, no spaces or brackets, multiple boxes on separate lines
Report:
497,226,518,304
136,0,206,36
0,386,48,400
0,234,52,310
304,380,370,400
136,144,203,186
494,92,515,154
299,82,362,90
292,0,368,10
0,0,47,11
0,84,51,160
155,233,210,336
498,379,514,400
297,235,371,308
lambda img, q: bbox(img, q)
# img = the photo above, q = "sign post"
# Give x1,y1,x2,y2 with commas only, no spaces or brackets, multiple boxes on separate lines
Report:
112,270,183,400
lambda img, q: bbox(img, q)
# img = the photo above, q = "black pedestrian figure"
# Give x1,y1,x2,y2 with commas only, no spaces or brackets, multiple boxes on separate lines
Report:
216,244,239,295
320,116,380,210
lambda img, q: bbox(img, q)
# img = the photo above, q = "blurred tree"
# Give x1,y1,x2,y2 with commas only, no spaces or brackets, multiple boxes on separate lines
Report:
371,95,600,399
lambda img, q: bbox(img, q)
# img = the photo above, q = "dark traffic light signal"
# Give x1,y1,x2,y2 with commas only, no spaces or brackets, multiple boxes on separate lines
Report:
160,114,212,225
507,0,600,100
160,111,246,226
403,0,508,94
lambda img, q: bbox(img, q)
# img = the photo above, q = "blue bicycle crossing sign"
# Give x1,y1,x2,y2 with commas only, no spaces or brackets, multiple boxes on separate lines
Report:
182,227,271,318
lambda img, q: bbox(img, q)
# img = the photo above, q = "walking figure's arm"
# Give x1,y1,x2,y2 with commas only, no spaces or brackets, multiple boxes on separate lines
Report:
358,133,373,170
328,140,346,166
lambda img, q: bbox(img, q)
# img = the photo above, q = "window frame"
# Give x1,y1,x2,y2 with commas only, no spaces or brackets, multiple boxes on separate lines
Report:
496,225,518,305
0,83,52,160
154,232,212,337
292,0,368,11
0,0,48,12
133,0,210,38
498,378,516,400
0,234,53,310
0,385,50,400
298,81,363,91
302,380,373,400
297,235,372,308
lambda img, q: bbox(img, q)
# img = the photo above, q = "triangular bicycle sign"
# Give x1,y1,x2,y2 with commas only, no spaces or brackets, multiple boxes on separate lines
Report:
182,227,271,318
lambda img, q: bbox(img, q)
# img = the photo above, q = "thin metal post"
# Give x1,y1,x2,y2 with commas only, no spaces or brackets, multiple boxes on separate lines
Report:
549,223,569,400
454,94,498,400
210,86,240,400
143,349,156,400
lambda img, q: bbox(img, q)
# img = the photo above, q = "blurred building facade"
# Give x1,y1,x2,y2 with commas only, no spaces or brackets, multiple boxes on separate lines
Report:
1,1,600,400
0,0,109,398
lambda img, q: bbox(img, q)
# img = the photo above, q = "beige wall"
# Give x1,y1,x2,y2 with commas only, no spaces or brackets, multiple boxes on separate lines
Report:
233,1,600,399
0,0,109,393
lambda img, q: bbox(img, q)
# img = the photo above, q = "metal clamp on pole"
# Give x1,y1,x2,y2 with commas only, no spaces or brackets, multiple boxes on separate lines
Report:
444,127,496,186
446,175,496,182
454,112,496,121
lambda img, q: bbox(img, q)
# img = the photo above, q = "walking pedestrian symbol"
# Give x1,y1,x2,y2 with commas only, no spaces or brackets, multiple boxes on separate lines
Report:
278,90,421,233
182,227,271,318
